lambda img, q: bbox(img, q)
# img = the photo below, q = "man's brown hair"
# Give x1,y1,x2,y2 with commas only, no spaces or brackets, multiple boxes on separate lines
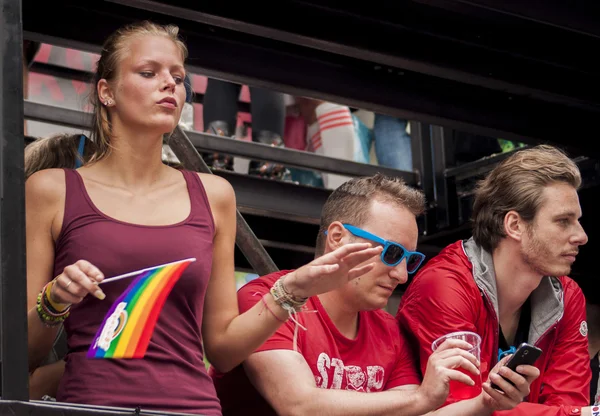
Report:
315,174,425,256
472,144,581,252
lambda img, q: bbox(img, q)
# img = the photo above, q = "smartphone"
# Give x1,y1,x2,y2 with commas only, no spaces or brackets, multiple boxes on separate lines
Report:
490,342,542,391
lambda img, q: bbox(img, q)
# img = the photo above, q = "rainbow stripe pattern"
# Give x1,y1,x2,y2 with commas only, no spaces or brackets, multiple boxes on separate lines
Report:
87,258,196,359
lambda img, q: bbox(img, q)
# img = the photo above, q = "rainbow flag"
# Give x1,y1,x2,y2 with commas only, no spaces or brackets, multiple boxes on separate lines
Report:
87,258,196,359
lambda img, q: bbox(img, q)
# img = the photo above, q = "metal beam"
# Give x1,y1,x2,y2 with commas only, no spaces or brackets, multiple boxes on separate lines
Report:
416,0,600,38
24,101,91,129
23,101,418,183
185,130,416,181
28,62,253,114
21,0,600,156
445,146,527,181
0,0,29,400
107,0,600,112
411,122,435,236
214,170,330,223
29,61,92,83
430,126,458,231
1,400,202,415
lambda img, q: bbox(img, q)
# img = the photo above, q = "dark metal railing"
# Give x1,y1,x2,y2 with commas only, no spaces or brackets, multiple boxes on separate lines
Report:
0,0,29,402
23,101,418,184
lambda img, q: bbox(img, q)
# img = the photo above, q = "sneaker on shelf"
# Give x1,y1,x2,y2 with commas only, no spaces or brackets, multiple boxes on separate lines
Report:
248,130,292,181
203,120,234,171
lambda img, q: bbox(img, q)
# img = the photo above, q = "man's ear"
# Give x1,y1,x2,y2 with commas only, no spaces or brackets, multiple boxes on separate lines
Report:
325,221,346,250
504,210,526,242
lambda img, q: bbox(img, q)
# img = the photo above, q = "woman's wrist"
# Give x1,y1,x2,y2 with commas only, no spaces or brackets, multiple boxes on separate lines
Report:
281,272,309,300
46,280,71,312
36,281,71,327
270,274,308,314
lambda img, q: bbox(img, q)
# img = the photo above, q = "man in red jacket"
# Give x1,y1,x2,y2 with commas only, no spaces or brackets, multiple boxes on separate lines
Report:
212,174,538,415
397,145,594,416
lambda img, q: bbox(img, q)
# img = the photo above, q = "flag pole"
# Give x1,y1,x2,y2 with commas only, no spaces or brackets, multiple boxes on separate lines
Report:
100,258,196,285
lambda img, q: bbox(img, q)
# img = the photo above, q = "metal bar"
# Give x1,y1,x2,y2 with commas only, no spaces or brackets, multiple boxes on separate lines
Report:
108,0,600,112
411,122,436,236
430,126,458,231
24,100,92,129
169,126,279,275
29,61,93,83
213,170,330,223
420,0,600,38
184,129,416,181
27,63,253,114
445,145,529,181
258,239,316,255
236,205,321,225
0,400,203,415
445,145,599,189
0,0,29,400
23,101,418,183
21,2,600,155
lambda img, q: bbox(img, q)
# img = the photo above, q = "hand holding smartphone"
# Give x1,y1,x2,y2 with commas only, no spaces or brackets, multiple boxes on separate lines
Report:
490,342,542,391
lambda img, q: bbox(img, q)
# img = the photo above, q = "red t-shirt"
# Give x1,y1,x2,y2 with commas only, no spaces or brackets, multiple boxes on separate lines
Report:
210,270,420,415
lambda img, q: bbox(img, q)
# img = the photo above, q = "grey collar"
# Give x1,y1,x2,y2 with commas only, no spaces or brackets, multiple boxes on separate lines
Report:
462,237,564,345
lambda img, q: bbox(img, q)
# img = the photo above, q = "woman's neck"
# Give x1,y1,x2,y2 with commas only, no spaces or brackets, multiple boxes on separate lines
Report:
93,124,167,189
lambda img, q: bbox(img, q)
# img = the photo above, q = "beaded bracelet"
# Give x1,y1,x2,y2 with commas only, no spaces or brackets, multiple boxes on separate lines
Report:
36,282,70,327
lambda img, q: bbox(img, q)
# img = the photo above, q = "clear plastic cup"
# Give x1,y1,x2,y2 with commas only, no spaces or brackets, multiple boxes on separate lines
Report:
432,331,482,400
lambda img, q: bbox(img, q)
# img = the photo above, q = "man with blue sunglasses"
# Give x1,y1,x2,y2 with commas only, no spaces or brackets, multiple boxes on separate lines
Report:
212,174,534,415
339,224,426,274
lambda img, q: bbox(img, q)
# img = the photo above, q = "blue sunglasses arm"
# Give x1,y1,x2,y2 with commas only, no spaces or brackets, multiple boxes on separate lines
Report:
343,224,387,246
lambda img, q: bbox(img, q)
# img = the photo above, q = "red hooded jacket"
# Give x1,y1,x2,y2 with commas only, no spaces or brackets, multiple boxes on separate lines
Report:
397,238,590,416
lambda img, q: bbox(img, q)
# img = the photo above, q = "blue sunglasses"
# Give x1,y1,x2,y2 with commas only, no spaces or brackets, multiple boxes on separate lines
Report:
338,224,425,273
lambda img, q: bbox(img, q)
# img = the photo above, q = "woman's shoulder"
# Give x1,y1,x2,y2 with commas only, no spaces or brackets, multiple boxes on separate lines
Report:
26,168,66,205
193,172,235,207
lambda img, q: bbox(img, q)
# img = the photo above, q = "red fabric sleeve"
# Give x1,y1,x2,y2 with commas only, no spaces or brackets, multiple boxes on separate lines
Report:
494,280,591,416
396,264,480,388
384,328,422,389
237,272,299,353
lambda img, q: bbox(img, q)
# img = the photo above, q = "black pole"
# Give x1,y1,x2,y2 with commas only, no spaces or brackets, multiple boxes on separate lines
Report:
169,127,279,276
0,0,29,400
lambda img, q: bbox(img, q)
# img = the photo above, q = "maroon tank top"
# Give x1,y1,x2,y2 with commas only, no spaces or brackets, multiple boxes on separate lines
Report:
55,169,221,415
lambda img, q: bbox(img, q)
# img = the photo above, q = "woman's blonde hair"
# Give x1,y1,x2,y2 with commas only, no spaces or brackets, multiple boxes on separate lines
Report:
472,145,581,252
89,21,188,162
25,134,96,179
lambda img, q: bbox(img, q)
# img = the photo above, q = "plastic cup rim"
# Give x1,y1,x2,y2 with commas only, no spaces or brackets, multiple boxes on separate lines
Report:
431,331,482,351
